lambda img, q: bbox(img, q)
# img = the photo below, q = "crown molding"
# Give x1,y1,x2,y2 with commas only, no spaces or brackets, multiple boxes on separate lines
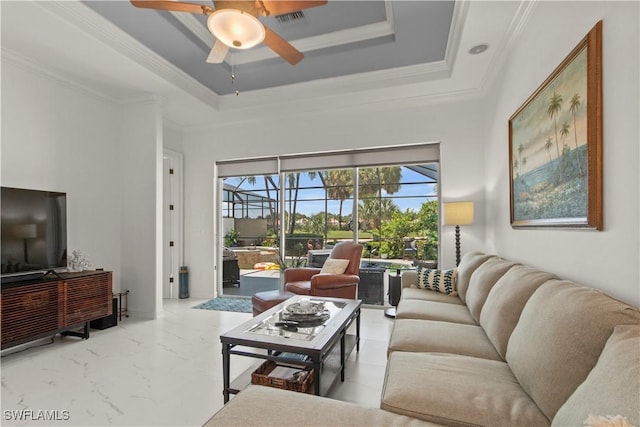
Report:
186,81,484,133
476,0,537,98
119,94,167,107
443,0,469,73
217,56,452,111
35,1,221,110
0,47,120,105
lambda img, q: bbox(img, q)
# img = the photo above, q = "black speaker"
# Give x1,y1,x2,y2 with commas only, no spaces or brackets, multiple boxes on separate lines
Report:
90,298,118,330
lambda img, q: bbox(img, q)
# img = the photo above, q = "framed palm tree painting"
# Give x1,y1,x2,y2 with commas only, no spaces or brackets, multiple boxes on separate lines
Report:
509,21,602,229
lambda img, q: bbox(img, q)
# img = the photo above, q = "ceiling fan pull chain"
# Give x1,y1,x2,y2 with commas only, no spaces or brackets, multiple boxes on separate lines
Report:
231,52,239,96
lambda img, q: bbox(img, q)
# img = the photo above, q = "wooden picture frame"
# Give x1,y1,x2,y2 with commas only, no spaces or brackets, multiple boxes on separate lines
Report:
509,21,602,229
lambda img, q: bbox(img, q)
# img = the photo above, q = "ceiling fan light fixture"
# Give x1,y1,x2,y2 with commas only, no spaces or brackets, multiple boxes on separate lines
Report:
207,9,265,49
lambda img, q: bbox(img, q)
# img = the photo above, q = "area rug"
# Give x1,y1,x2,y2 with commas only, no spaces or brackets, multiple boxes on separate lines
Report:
193,297,252,313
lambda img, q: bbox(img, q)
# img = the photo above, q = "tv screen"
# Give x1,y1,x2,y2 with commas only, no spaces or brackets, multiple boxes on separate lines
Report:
1,187,67,277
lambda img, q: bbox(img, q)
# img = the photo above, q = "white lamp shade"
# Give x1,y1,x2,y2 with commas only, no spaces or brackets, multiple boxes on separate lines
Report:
12,224,37,239
443,202,474,226
207,9,265,50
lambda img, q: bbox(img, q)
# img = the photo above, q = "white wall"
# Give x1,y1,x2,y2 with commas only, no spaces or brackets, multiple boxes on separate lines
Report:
183,98,487,298
1,58,165,318
1,58,122,288
483,1,639,306
119,99,164,318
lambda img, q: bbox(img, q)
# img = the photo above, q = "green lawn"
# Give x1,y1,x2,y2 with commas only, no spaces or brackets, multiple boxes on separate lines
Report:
326,230,374,240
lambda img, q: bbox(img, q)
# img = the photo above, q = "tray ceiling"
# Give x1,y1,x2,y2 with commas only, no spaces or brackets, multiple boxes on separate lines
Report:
84,1,455,95
1,1,528,126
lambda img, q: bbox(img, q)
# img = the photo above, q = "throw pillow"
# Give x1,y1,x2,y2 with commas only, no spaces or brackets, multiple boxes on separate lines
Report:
320,259,350,274
415,266,458,296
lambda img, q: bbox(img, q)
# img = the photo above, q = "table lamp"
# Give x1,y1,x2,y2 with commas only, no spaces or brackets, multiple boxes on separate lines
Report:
12,224,37,264
443,202,474,266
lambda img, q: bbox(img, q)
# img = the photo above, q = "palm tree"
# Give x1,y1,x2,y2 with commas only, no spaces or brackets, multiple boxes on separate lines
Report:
358,167,401,197
323,166,402,231
548,91,564,177
544,137,554,164
560,122,570,147
569,93,584,175
285,172,323,235
518,143,525,171
359,167,401,244
560,122,574,177
544,136,556,179
324,169,353,230
358,198,397,230
286,173,301,234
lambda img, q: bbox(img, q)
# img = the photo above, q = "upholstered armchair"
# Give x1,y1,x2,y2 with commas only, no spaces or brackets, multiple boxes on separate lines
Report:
284,241,364,299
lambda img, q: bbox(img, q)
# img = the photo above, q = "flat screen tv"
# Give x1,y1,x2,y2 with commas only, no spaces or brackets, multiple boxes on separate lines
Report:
1,187,67,281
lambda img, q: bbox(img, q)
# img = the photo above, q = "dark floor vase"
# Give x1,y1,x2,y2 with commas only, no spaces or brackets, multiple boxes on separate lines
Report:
179,267,189,299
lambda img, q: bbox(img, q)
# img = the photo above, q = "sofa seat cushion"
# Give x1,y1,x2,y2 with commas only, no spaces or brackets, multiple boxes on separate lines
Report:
507,280,640,421
400,288,464,305
387,319,502,361
381,352,550,427
395,299,476,325
552,324,640,427
204,385,440,427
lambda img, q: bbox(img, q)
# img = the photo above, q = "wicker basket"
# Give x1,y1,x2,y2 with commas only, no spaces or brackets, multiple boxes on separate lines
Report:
251,360,313,392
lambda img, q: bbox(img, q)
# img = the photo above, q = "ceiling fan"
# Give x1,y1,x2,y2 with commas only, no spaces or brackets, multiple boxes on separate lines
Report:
130,1,328,65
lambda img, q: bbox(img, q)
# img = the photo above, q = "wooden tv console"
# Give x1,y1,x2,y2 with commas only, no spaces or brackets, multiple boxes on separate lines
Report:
1,270,112,349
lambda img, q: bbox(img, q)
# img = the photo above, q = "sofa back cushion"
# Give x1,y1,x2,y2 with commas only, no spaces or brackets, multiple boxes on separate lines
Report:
551,324,640,427
465,257,517,323
506,280,640,421
479,265,555,359
456,251,493,303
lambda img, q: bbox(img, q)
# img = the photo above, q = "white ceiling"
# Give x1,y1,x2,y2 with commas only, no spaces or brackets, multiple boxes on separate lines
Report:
1,1,532,128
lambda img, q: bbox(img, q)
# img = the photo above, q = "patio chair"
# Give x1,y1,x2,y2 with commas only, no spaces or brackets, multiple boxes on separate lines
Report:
403,238,418,259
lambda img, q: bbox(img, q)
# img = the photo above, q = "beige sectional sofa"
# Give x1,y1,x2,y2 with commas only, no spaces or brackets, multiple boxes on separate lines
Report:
204,251,640,427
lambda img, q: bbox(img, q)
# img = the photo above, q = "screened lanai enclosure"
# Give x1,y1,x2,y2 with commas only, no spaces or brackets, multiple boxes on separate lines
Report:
216,144,441,303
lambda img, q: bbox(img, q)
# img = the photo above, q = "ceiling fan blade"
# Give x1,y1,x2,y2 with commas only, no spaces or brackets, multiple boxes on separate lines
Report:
213,0,261,15
259,1,327,16
263,26,303,65
130,1,212,15
206,40,229,63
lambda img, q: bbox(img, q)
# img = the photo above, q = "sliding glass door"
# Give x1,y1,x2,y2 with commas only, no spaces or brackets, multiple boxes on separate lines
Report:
216,144,441,302
219,174,281,297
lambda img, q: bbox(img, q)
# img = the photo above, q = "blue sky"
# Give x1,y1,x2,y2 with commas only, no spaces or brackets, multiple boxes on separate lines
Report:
224,167,438,216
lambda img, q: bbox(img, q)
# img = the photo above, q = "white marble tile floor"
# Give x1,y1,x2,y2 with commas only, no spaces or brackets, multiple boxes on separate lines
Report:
1,298,393,427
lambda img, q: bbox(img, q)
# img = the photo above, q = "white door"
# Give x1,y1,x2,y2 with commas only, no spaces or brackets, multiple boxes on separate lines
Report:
163,151,183,299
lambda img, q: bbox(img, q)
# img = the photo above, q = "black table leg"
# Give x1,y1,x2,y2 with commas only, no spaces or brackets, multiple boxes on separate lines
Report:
222,343,230,403
313,356,321,395
356,308,361,351
340,332,346,381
